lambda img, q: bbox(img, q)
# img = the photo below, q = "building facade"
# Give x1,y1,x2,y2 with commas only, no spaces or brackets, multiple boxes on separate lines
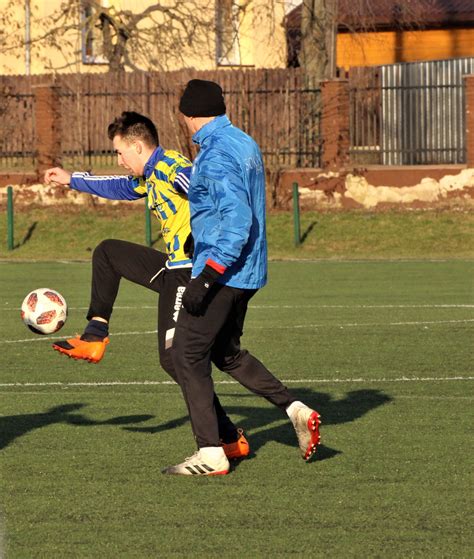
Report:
286,0,474,69
0,0,291,75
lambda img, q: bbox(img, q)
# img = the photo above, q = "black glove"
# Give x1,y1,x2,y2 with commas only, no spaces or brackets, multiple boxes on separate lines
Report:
182,264,222,315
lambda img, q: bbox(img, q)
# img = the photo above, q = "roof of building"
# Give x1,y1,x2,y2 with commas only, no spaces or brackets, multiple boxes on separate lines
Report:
285,0,474,31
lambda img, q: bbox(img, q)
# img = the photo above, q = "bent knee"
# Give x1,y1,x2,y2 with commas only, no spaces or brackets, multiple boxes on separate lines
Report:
212,350,247,372
93,239,118,259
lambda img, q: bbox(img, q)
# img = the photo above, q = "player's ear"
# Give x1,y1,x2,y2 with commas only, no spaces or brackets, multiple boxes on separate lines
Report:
135,141,143,155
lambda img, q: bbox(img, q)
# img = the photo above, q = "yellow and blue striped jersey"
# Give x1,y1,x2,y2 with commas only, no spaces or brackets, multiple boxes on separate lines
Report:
71,146,193,268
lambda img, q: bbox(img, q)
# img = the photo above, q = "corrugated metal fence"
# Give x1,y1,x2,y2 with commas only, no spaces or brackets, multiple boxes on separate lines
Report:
350,57,474,165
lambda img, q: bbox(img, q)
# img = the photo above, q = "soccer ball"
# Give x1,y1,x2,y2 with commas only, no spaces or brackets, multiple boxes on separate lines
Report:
21,288,68,335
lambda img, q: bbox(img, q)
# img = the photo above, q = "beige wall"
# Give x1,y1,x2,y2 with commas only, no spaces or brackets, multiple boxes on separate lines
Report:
238,0,287,68
0,0,289,75
3,1,473,76
0,0,106,75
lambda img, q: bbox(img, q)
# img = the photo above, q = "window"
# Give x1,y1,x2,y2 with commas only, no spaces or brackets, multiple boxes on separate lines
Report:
216,0,241,66
81,2,108,65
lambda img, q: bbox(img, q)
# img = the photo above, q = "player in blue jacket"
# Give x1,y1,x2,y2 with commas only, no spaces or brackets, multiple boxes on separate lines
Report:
44,111,248,460
162,80,321,476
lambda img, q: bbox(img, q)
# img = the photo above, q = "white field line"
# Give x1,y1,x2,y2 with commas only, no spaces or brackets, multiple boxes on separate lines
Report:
250,304,474,309
1,318,473,345
2,304,474,312
0,376,473,389
2,392,473,400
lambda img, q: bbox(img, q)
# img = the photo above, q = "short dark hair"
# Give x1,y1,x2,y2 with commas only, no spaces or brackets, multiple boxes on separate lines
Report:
107,111,159,147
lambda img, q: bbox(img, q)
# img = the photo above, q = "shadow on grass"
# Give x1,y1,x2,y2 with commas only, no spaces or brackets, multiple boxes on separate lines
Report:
300,221,317,244
230,388,392,463
126,388,392,463
124,415,189,434
0,403,154,450
1,390,391,460
13,221,38,249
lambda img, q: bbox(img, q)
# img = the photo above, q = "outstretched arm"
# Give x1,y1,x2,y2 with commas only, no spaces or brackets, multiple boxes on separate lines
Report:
44,167,145,201
69,172,144,200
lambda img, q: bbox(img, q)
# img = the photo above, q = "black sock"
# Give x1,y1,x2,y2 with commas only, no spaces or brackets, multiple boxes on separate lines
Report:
81,319,109,342
220,428,239,444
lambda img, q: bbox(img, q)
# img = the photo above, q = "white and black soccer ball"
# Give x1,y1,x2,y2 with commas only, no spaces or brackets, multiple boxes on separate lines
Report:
21,288,68,335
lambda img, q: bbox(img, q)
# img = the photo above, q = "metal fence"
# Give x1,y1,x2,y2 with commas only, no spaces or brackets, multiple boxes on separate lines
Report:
350,57,474,165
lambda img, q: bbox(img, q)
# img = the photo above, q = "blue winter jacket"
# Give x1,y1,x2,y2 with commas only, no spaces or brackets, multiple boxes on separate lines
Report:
190,115,267,289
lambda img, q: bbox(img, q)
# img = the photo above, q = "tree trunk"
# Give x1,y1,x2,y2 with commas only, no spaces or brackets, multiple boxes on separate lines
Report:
100,13,127,72
300,0,337,81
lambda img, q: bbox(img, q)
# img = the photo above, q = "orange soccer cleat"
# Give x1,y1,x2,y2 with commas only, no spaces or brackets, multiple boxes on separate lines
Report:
222,428,250,460
52,336,109,364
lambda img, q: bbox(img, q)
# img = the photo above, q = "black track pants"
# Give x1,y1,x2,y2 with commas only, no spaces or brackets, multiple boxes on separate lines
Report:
172,283,296,448
87,239,237,441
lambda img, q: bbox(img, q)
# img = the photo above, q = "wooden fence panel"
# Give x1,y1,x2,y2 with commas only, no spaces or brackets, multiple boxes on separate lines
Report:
0,74,42,170
0,68,322,173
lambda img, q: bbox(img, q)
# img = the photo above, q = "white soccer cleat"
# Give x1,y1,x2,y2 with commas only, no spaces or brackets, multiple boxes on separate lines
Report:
162,449,230,476
291,406,321,460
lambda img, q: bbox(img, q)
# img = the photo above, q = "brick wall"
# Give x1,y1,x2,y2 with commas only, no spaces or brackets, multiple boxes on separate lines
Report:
465,75,474,167
320,79,350,170
32,84,61,175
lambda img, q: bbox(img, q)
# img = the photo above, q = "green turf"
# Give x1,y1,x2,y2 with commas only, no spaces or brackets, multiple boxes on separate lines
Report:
0,260,473,557
1,206,473,261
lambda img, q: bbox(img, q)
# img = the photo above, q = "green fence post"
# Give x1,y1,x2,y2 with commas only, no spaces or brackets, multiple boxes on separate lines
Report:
7,185,14,251
293,182,300,247
145,201,152,247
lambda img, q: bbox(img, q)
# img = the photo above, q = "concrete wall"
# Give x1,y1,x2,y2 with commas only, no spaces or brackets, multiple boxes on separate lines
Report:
278,166,474,210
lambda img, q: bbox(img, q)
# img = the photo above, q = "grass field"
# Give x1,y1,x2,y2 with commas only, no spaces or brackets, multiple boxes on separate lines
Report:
0,259,473,558
1,206,474,261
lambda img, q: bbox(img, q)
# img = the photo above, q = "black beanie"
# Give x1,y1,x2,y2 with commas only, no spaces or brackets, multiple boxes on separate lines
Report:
179,79,226,117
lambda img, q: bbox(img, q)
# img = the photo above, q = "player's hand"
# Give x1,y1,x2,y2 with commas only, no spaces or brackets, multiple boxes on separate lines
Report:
44,167,72,186
182,265,222,315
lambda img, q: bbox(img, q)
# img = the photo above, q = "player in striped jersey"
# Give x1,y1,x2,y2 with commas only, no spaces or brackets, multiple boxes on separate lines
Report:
69,145,192,268
44,111,249,459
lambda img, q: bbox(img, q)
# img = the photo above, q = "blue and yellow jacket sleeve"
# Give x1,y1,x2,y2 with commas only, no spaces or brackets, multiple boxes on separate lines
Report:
70,172,146,200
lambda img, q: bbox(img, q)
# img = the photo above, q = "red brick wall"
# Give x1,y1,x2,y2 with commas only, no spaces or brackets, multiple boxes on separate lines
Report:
32,85,61,176
465,75,474,167
320,80,350,171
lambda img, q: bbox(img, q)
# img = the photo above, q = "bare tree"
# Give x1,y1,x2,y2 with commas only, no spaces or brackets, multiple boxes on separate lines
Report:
0,0,218,73
0,0,296,74
294,0,430,80
300,0,337,81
